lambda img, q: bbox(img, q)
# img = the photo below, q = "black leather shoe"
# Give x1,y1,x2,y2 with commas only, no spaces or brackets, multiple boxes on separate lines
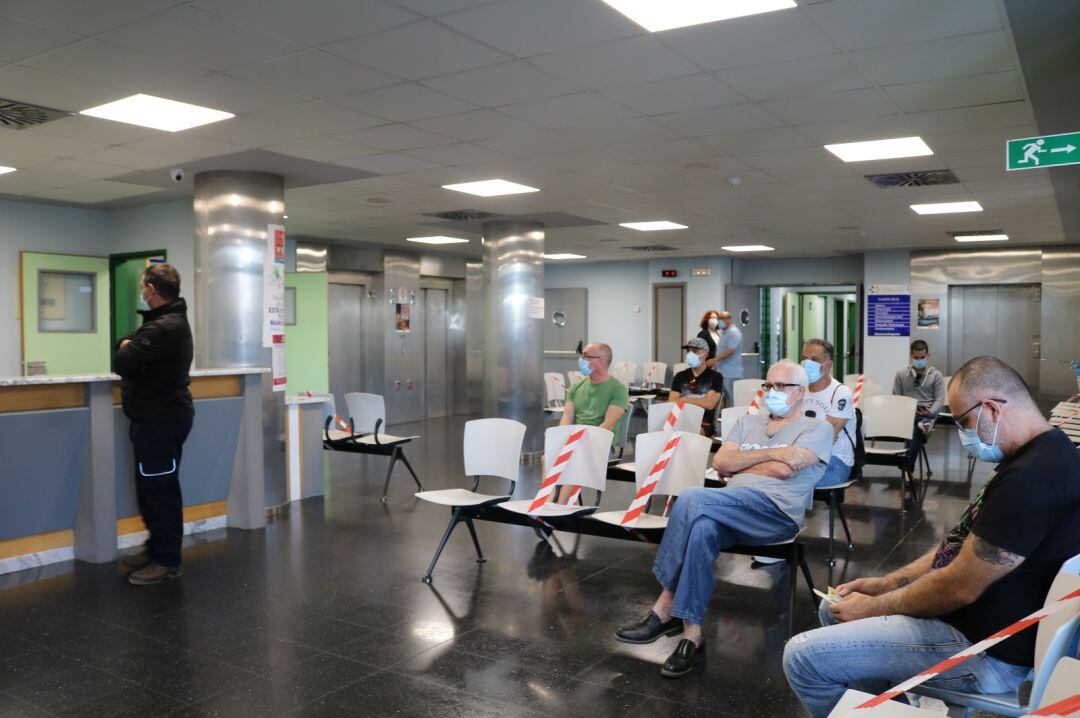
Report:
661,639,706,678
615,611,683,644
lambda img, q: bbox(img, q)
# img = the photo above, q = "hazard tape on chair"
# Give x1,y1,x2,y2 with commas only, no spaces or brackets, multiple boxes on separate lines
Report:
620,432,681,527
1026,693,1080,716
840,588,1080,716
307,391,351,432
665,401,685,429
748,389,765,415
852,375,866,407
528,427,586,512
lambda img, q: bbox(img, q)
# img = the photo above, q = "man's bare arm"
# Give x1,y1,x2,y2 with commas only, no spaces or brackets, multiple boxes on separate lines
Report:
559,401,575,426
826,416,848,441
668,390,721,411
598,404,626,432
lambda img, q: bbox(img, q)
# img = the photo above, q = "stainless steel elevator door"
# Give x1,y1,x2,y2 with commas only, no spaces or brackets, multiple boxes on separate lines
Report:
654,284,686,370
328,283,364,413
423,288,449,418
948,284,1041,391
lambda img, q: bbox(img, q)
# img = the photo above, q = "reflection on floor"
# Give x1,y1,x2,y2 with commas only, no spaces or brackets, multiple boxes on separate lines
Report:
0,412,997,717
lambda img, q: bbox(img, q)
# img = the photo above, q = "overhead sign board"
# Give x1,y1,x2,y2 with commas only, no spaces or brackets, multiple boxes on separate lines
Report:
1007,131,1080,171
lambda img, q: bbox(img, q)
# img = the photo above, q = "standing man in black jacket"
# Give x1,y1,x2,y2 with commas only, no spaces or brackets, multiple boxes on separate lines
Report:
114,263,194,585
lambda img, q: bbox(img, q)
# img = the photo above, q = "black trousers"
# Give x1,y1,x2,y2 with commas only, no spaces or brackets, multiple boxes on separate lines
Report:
905,417,928,473
130,419,192,568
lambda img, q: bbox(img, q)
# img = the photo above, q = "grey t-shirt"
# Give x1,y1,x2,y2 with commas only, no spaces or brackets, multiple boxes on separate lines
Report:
723,414,834,524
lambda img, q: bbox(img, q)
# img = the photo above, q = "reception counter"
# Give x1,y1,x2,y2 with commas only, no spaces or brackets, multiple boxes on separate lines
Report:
0,368,269,575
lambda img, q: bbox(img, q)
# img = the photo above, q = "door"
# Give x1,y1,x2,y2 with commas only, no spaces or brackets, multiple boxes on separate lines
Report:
948,284,1041,391
20,252,111,375
725,285,763,379
328,282,364,412
832,298,846,382
845,300,858,376
653,283,685,371
110,251,166,345
543,287,587,377
423,288,449,418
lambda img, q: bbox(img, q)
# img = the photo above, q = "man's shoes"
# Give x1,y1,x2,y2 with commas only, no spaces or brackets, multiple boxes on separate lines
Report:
615,611,683,644
128,563,182,586
119,551,152,569
661,638,706,678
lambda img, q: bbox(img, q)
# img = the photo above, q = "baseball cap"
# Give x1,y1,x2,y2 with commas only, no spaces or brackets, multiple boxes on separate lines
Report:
683,337,708,351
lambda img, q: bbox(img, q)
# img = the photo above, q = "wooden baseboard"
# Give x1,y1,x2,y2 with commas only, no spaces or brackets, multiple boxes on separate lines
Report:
116,500,228,535
0,384,86,414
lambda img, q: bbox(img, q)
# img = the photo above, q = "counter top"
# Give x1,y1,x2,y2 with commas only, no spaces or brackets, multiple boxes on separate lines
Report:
285,394,330,406
0,367,270,387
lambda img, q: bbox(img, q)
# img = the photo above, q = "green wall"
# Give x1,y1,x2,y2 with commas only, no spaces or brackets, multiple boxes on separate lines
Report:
284,272,329,394
21,252,111,375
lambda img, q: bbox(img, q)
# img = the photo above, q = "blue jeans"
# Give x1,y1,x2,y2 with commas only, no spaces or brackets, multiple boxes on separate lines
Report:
815,456,852,489
653,487,798,626
783,599,1031,718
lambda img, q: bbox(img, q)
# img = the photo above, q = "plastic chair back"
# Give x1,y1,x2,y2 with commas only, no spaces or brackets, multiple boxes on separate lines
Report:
720,406,751,441
733,378,762,408
614,403,633,454
633,431,710,497
543,424,613,493
640,362,667,386
543,372,566,405
1035,656,1080,709
861,395,917,441
1030,571,1080,707
344,392,386,434
306,391,337,424
829,689,938,716
463,419,526,482
611,361,636,386
647,402,705,433
566,370,585,386
672,363,689,377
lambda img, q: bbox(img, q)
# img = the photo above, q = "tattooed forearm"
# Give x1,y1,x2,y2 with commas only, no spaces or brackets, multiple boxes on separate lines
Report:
972,536,1023,567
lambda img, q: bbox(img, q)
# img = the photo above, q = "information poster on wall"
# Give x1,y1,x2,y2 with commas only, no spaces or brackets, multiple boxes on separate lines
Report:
271,334,286,391
867,284,911,336
395,303,410,333
263,224,286,348
917,298,940,329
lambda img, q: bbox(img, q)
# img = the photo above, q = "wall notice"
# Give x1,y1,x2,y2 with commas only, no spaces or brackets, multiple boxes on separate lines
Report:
263,224,286,347
395,303,410,333
917,298,940,329
867,284,911,337
271,334,286,391
527,296,545,319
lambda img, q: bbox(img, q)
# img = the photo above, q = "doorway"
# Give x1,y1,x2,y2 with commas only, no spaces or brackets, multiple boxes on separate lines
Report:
109,250,166,346
422,287,449,418
328,282,365,410
948,284,1041,391
653,283,685,370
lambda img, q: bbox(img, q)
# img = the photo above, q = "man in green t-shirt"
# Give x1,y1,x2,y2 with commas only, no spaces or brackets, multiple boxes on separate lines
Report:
560,341,629,441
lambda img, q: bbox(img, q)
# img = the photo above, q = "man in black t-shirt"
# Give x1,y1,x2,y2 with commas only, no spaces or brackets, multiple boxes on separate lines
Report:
784,356,1080,718
669,337,723,437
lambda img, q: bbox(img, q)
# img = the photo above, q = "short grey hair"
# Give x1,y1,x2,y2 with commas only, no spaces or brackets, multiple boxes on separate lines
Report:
771,358,809,389
586,342,613,367
803,338,834,362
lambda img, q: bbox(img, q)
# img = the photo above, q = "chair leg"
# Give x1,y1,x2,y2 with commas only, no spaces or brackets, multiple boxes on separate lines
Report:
836,502,854,551
380,449,398,502
398,449,423,490
463,517,487,563
786,545,797,639
798,546,817,613
921,443,933,478
826,496,837,567
422,508,461,584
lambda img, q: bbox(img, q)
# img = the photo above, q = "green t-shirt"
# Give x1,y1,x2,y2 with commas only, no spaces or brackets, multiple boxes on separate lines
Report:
567,377,630,444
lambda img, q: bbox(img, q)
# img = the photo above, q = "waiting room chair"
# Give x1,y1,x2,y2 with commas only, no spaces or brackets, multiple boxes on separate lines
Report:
733,378,763,408
611,403,633,462
543,372,567,413
911,552,1080,716
719,405,750,442
672,362,689,377
639,361,667,388
1033,656,1080,712
415,418,526,584
647,402,705,434
566,370,585,386
861,394,920,508
611,361,637,386
829,689,940,716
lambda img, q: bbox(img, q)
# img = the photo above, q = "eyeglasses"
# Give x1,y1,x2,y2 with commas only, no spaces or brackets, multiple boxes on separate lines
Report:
954,398,1007,423
762,382,801,392
581,354,601,361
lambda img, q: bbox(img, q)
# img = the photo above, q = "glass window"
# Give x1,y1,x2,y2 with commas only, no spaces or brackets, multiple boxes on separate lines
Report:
38,270,95,333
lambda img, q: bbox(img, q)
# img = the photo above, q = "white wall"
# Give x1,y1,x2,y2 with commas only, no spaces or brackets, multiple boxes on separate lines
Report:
0,198,112,375
862,250,911,387
734,255,864,286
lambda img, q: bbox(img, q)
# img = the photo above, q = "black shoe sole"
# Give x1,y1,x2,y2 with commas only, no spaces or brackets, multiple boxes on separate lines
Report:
128,568,183,586
661,651,706,678
614,621,683,645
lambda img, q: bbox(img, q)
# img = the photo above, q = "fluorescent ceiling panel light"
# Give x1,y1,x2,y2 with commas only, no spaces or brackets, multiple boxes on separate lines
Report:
824,136,933,162
406,236,469,245
0,166,16,175
80,94,234,132
910,201,983,215
954,233,1008,242
441,179,540,197
601,0,795,32
620,221,688,231
722,244,774,252
544,253,587,259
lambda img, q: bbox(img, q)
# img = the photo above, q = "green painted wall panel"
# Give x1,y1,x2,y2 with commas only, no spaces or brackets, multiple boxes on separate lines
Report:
284,272,329,394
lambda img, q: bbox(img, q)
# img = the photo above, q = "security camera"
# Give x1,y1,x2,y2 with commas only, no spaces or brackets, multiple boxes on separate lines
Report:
728,176,742,188
169,168,185,183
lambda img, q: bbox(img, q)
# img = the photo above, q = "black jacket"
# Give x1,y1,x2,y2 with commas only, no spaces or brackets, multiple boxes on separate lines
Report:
114,298,194,422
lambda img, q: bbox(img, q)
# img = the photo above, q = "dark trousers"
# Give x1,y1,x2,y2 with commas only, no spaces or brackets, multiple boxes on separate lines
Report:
906,417,927,473
130,419,192,568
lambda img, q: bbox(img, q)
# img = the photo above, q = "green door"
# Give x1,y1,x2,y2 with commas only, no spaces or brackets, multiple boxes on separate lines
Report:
110,252,165,345
20,252,111,376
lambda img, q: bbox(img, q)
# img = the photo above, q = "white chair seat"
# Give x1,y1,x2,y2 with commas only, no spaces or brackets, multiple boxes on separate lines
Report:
414,489,510,508
354,433,417,445
614,461,635,472
633,394,657,402
590,510,668,530
815,479,857,492
499,499,597,518
544,407,564,414
911,686,1020,714
866,446,907,456
325,429,352,441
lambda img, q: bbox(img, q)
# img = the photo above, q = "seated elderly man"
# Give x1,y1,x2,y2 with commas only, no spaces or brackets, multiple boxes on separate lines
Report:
615,359,833,678
784,356,1080,718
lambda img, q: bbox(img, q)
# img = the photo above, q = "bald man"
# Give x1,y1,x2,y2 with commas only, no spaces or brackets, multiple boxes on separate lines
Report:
785,356,1080,718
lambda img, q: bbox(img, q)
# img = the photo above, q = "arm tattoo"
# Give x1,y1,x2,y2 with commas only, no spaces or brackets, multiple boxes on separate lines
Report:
972,536,1023,568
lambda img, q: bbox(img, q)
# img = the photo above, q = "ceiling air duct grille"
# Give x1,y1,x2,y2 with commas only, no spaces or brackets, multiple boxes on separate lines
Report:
425,209,503,221
624,244,676,252
0,98,71,129
865,169,959,188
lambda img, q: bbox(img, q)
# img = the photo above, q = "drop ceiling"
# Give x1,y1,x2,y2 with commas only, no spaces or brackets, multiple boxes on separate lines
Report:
0,0,1074,260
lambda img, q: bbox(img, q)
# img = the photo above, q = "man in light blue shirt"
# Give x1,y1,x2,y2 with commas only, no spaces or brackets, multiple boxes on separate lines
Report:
715,310,743,406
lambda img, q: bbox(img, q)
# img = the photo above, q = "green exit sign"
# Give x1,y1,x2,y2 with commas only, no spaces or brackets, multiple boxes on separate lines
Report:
1007,131,1080,171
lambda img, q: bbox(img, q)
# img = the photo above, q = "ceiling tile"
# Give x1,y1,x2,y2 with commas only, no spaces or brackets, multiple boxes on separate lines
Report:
0,147,62,169
0,129,103,158
501,92,638,129
334,82,478,122
336,152,441,174
0,64,121,111
389,0,492,16
905,102,1033,134
410,109,541,141
266,136,380,162
24,40,208,92
0,14,78,63
695,126,818,154
607,137,707,162
123,134,242,161
474,130,591,157
248,101,386,134
793,115,914,144
98,6,304,72
70,145,188,170
761,87,894,124
423,61,577,107
883,70,1024,113
849,31,1014,86
717,54,870,101
656,103,786,137
663,9,837,70
155,73,305,115
600,73,746,116
230,51,399,98
529,35,698,90
191,0,417,46
561,117,681,147
336,123,455,151
34,115,159,145
438,0,640,57
0,0,174,36
403,142,508,165
808,0,1001,51
325,20,510,80
31,157,138,180
184,116,310,147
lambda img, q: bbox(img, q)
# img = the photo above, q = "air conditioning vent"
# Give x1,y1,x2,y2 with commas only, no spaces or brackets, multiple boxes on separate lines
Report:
865,169,958,188
624,244,676,252
0,98,71,129
425,209,503,221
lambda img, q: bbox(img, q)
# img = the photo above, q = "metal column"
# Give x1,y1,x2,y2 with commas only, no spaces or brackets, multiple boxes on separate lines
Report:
482,221,545,454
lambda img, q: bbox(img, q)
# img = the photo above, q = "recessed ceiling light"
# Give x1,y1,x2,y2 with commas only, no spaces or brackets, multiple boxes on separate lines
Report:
911,201,983,215
442,179,540,197
0,166,16,175
406,236,470,245
824,136,933,162
544,253,587,260
601,0,795,32
954,233,1009,242
722,244,774,252
80,94,234,132
619,221,688,231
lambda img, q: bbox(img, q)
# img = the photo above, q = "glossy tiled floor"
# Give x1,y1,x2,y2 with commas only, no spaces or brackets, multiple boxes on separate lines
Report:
0,413,994,717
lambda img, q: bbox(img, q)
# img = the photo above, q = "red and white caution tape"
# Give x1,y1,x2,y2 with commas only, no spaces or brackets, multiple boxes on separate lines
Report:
748,389,765,415
843,588,1080,715
852,375,866,406
665,401,685,430
621,432,681,527
528,427,587,512
1026,693,1080,716
306,391,352,432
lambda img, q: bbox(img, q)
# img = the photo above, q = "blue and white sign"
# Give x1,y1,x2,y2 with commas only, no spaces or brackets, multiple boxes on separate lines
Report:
867,284,910,337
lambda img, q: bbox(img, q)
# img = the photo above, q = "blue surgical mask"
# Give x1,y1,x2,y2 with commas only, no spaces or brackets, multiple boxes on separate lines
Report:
578,356,593,377
801,359,822,384
958,406,1004,463
685,352,702,368
137,293,151,312
765,388,792,416
912,358,928,370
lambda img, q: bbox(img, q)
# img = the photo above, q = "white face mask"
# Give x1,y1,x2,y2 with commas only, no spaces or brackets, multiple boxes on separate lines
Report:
707,317,719,329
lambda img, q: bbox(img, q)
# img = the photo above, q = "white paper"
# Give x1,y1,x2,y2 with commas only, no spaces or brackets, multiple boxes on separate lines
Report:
271,335,286,392
263,224,286,347
527,296,545,319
